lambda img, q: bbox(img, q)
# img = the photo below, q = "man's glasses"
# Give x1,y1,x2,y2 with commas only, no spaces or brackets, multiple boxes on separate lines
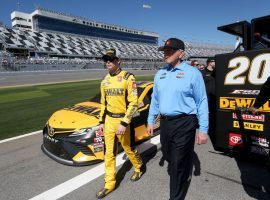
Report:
103,58,116,62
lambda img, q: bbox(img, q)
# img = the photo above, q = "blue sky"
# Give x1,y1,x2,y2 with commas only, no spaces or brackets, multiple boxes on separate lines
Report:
1,0,270,45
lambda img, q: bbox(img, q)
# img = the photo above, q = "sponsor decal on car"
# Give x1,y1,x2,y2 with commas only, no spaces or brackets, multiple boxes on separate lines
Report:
250,146,270,156
94,146,103,153
229,133,244,147
224,54,269,86
44,134,58,143
95,130,104,137
219,97,270,112
92,142,104,147
94,137,103,143
64,105,99,116
92,142,104,148
232,113,265,122
251,136,270,147
230,90,260,95
233,121,264,131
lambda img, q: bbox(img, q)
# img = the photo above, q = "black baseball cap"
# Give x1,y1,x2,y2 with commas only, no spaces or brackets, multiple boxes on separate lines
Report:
102,48,120,60
158,38,185,51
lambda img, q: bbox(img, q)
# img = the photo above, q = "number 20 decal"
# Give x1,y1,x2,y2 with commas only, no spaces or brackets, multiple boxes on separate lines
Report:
224,53,270,85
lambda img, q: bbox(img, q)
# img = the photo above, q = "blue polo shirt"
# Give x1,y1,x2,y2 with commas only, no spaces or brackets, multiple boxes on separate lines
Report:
147,62,209,133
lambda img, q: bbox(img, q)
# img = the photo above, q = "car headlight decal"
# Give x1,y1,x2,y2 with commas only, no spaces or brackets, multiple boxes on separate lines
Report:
68,125,99,139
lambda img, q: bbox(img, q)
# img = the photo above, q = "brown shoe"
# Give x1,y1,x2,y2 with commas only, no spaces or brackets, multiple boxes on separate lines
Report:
130,171,143,182
96,188,113,199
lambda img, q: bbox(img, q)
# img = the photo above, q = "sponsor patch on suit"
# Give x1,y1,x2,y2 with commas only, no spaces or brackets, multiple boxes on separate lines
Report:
176,72,185,79
160,72,166,79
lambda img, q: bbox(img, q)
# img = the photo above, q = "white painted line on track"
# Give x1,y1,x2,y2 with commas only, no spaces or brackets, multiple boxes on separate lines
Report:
0,73,154,89
0,130,42,144
29,135,160,200
0,79,96,89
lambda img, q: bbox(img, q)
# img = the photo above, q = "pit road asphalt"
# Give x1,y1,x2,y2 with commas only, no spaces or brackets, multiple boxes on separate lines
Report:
0,133,269,200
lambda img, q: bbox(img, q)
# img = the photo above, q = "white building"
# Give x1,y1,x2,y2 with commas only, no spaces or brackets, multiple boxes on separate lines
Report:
11,11,32,30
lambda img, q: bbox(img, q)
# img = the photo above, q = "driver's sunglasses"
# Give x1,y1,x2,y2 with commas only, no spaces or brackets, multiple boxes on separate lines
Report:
104,58,116,62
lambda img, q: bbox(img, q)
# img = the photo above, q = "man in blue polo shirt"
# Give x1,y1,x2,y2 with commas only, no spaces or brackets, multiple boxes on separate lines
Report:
147,38,209,200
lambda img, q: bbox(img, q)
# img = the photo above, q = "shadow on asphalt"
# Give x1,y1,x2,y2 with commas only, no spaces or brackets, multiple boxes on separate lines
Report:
193,152,201,176
235,155,270,200
115,144,158,189
207,151,270,200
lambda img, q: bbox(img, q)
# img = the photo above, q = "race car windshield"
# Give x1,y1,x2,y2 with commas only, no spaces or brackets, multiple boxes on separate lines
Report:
90,93,101,103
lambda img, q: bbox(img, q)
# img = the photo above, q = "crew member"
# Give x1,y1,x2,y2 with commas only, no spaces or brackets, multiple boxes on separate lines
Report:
203,57,215,77
147,38,209,200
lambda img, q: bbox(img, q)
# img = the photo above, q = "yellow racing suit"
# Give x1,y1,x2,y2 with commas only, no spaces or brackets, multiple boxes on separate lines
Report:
99,68,142,190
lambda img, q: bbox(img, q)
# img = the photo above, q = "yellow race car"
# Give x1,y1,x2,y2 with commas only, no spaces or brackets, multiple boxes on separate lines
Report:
41,81,160,165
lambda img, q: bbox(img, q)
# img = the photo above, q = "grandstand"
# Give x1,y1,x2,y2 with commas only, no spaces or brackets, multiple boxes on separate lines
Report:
0,8,234,71
0,26,161,59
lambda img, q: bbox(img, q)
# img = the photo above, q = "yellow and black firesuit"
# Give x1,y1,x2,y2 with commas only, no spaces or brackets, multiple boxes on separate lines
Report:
99,68,142,190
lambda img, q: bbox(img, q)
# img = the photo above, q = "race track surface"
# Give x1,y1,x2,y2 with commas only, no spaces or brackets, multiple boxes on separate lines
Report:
0,133,269,200
0,69,156,88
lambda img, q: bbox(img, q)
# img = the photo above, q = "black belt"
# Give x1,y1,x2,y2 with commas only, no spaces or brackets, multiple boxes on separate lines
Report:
160,113,189,120
106,111,125,118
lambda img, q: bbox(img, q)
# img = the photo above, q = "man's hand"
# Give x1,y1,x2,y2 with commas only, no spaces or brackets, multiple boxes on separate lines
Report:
147,124,154,136
99,124,104,133
249,106,258,115
116,124,126,135
196,132,208,145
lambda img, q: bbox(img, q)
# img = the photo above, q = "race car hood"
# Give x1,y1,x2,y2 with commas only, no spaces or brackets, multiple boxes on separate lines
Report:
48,101,101,130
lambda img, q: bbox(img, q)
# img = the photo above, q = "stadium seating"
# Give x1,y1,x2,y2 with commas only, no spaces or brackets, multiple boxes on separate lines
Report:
0,26,163,60
0,26,35,49
0,25,233,62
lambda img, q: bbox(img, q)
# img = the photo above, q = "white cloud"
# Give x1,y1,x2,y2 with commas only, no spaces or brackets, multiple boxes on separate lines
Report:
143,4,151,9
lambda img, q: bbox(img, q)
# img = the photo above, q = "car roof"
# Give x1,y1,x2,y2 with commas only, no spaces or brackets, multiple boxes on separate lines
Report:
137,81,153,88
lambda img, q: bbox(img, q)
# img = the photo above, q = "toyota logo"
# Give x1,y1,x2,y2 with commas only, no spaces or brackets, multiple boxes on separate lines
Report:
230,136,242,144
48,126,55,137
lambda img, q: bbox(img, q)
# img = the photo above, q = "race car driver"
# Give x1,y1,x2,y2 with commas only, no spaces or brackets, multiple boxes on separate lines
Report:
249,76,270,114
96,48,143,199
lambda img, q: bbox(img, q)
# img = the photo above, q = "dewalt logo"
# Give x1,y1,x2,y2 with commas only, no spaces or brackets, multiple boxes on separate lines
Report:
219,97,270,112
105,88,125,96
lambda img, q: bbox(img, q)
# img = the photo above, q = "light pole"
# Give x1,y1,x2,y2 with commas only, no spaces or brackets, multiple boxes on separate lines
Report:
17,1,20,11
